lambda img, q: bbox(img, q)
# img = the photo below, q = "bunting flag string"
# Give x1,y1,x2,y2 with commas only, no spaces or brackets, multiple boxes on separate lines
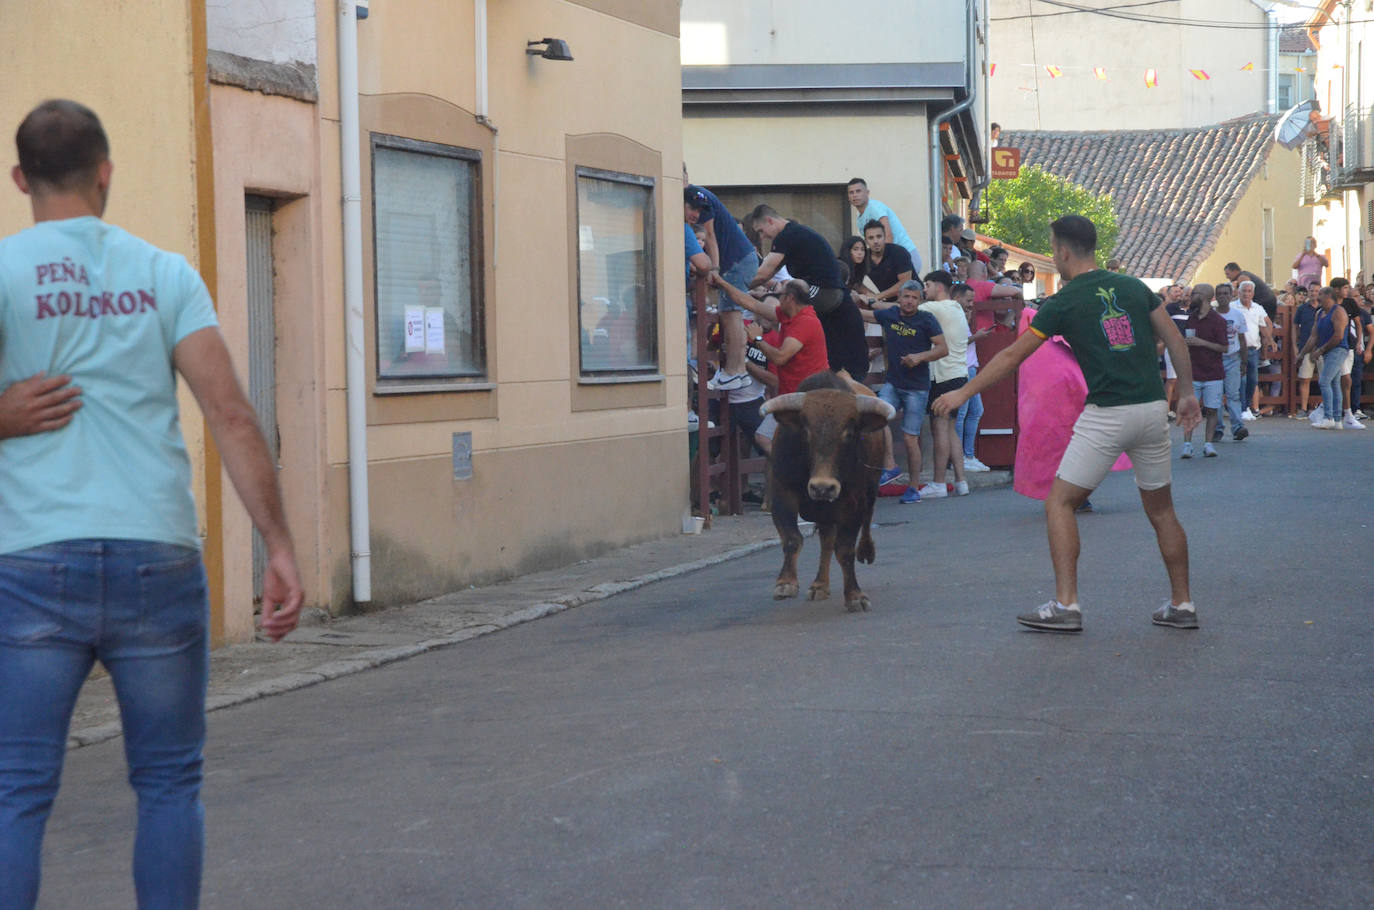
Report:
1093,67,1108,81
1190,69,1210,81
1240,61,1254,71
1144,68,1158,88
990,61,1323,78
1044,64,1063,79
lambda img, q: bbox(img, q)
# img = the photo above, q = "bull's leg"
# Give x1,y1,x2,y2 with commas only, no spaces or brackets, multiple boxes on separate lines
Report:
770,489,803,600
856,489,877,565
808,522,835,600
835,521,870,612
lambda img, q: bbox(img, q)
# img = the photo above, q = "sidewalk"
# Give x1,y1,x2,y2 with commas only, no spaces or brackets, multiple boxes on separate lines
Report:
67,469,1010,749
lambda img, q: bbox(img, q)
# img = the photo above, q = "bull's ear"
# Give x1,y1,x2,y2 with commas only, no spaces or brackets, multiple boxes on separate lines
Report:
854,397,895,433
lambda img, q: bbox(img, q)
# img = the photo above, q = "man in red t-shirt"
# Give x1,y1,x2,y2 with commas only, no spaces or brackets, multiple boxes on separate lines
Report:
711,276,829,395
965,260,1025,331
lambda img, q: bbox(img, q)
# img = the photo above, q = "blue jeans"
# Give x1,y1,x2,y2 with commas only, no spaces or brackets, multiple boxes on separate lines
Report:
1318,348,1345,420
954,365,984,458
1244,347,1260,410
0,540,209,910
1221,353,1245,433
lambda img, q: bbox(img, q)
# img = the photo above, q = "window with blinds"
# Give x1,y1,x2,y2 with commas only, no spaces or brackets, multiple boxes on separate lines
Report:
372,134,483,380
575,167,657,375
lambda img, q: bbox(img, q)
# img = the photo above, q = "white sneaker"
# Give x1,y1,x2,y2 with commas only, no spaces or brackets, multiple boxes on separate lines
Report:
952,480,970,496
917,482,948,499
1313,418,1338,429
1203,442,1218,457
707,371,749,391
1241,409,1257,421
963,457,991,473
1309,409,1325,424
1180,441,1193,458
1343,413,1366,429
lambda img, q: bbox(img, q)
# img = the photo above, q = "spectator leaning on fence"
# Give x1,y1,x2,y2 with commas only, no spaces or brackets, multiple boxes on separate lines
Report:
847,178,921,274
1298,286,1349,429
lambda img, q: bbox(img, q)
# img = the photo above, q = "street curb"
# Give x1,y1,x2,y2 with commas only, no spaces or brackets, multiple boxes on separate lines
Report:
65,537,785,751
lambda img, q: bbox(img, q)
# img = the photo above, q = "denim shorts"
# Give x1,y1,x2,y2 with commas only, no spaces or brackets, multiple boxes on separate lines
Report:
877,383,929,436
717,251,761,313
1192,379,1224,410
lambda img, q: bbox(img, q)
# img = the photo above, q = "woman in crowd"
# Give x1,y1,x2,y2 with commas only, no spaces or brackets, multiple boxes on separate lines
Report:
840,234,877,305
1292,236,1328,288
1299,287,1350,428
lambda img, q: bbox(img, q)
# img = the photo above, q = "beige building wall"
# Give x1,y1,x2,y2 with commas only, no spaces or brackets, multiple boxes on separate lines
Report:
312,0,686,609
990,0,1270,131
1194,148,1308,289
683,110,933,252
0,1,218,619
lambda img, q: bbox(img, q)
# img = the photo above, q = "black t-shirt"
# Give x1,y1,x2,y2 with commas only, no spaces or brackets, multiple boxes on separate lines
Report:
772,221,842,290
1340,299,1363,345
866,244,915,294
1239,271,1277,318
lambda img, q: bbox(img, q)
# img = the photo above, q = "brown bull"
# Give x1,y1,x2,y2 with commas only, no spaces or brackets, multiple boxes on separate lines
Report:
760,371,894,611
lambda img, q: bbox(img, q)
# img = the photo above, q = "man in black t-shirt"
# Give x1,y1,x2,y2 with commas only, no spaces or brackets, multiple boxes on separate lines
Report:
858,219,914,305
748,204,869,379
1223,262,1277,319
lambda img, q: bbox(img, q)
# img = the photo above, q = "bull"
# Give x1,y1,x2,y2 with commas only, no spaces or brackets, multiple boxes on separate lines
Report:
759,371,894,612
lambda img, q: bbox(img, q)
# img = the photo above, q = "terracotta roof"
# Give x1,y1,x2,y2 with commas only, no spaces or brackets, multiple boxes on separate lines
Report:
1001,113,1281,280
1280,25,1316,54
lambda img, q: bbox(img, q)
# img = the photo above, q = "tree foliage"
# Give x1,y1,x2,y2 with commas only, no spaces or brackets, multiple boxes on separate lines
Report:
982,166,1120,268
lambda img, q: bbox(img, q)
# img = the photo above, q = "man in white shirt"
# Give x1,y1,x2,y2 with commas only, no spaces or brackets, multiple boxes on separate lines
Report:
1236,280,1273,419
847,178,921,274
1212,282,1250,442
917,270,972,498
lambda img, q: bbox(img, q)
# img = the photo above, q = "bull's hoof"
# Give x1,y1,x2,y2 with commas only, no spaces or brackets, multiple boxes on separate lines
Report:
845,593,871,613
856,539,875,564
773,581,799,600
807,582,830,601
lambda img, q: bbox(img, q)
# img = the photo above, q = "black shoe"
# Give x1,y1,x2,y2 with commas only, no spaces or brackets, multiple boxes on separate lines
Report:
1233,426,1249,441
1211,428,1224,442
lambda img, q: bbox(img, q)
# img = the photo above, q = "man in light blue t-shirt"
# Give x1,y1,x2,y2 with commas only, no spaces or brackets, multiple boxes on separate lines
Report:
847,177,922,275
0,99,303,908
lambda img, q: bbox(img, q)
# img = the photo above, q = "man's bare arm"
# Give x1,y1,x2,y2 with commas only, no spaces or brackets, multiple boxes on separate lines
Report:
750,252,784,288
174,326,303,641
0,373,82,438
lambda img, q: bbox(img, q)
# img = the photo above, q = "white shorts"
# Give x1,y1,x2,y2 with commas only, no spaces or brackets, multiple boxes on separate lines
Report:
1057,400,1172,492
1297,352,1321,380
1341,349,1355,377
1163,350,1177,380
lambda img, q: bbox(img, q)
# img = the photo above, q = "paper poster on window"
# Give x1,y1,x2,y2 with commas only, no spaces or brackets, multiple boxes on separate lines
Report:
579,225,595,251
424,307,446,354
404,305,425,353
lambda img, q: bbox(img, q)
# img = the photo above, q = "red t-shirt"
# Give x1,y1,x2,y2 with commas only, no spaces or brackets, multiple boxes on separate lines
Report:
774,304,829,395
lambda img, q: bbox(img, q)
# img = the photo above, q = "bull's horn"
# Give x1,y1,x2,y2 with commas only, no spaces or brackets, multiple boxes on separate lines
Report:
759,393,807,416
854,397,896,420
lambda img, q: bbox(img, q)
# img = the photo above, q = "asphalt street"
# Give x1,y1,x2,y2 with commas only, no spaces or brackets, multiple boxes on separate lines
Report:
35,419,1374,909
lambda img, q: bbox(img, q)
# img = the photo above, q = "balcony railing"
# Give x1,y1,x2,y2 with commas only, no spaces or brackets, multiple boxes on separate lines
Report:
1299,135,1333,206
1329,104,1374,189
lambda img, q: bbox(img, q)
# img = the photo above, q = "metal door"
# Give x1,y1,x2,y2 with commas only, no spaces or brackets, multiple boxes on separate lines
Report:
244,196,278,600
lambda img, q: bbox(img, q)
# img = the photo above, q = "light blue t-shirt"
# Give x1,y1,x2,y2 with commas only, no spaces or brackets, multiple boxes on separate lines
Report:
0,216,218,553
854,198,922,273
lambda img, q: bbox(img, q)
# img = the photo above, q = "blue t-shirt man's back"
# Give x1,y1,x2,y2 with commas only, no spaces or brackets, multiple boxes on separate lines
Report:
0,216,219,554
693,186,755,272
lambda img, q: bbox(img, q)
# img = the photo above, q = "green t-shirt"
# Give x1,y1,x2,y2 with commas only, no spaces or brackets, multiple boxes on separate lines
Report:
1028,269,1165,407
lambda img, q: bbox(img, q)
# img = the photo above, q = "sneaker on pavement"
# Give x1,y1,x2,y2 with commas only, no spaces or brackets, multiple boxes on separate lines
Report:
1180,441,1194,459
1292,408,1308,419
917,482,948,499
1017,600,1083,633
1203,442,1218,458
707,371,749,391
1233,426,1249,441
899,486,921,504
878,466,904,486
952,480,970,496
1313,418,1338,429
1355,410,1369,419
1241,409,1257,421
1151,600,1199,629
1211,427,1223,443
1309,409,1325,424
1343,413,1366,429
964,456,991,473
1076,499,1094,514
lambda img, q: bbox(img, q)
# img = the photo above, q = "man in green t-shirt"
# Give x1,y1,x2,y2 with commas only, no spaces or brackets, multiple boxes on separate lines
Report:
933,215,1203,634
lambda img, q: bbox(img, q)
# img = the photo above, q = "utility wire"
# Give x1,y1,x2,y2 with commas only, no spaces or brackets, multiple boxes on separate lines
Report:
997,0,1361,30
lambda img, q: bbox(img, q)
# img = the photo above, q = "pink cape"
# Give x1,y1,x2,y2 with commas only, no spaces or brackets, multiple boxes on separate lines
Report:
1013,307,1130,501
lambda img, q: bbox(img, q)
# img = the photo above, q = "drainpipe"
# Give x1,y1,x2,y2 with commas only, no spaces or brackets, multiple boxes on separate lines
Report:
476,0,498,257
970,0,991,224
930,0,978,268
337,1,372,604
1249,1,1278,113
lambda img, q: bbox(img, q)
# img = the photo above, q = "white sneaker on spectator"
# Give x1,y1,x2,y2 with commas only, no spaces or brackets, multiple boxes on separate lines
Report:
1343,412,1366,429
963,456,991,473
1313,418,1338,429
707,371,749,391
1309,409,1325,425
952,480,970,496
917,482,948,499
1241,409,1257,421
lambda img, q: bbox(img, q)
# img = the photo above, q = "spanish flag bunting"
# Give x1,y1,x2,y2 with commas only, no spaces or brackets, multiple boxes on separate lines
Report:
990,62,997,76
1093,67,1108,81
1240,62,1254,71
1190,69,1210,81
1045,64,1063,79
1144,68,1158,88
1296,66,1306,72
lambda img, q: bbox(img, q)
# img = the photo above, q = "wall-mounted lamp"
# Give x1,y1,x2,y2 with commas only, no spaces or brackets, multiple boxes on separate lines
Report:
526,37,574,62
